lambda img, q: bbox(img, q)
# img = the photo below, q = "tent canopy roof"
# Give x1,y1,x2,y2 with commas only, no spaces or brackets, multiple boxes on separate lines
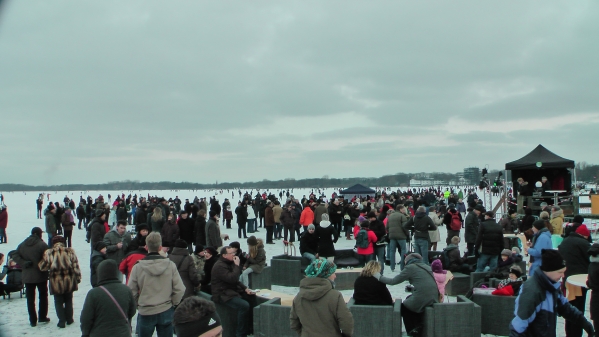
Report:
339,184,376,195
505,144,575,170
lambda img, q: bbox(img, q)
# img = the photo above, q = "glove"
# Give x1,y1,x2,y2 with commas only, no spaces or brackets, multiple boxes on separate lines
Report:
24,261,33,268
582,319,594,335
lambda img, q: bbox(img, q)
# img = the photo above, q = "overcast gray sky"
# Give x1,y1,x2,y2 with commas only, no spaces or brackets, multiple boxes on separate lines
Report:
1,1,597,185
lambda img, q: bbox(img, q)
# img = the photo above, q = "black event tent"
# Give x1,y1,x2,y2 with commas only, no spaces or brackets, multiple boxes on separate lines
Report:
339,184,376,198
505,144,574,197
505,144,575,170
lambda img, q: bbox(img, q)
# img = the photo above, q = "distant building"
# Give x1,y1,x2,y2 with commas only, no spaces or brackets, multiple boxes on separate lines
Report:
463,167,480,185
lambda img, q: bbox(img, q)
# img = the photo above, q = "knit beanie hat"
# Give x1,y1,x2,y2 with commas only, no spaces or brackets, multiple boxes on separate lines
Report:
307,224,315,230
305,258,337,279
540,249,566,272
174,239,188,249
51,235,65,246
94,241,107,252
509,265,523,278
95,209,105,217
573,215,585,224
194,244,205,255
512,247,521,255
404,253,422,265
135,223,150,233
431,259,446,274
501,249,512,256
575,225,590,237
247,236,258,246
533,220,546,230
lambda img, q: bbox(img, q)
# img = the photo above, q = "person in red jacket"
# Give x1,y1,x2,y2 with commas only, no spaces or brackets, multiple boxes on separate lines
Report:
299,204,314,232
119,247,148,284
354,219,377,265
0,205,7,243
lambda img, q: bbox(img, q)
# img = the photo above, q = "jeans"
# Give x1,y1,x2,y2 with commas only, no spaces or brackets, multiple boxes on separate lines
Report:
374,245,386,273
240,267,254,287
476,254,498,272
54,292,74,325
223,297,250,337
414,238,429,265
25,282,48,324
358,253,375,265
247,219,256,233
302,252,316,263
275,223,282,238
389,239,407,271
238,222,247,238
138,307,174,337
47,233,53,245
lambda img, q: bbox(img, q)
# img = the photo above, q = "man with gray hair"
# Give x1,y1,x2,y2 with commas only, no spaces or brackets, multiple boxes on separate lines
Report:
128,232,185,337
402,206,436,265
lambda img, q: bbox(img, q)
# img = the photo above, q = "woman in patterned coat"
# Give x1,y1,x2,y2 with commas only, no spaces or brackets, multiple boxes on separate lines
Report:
38,235,82,328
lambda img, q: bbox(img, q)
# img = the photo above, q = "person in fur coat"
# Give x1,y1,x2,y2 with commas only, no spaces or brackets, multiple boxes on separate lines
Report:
38,235,82,328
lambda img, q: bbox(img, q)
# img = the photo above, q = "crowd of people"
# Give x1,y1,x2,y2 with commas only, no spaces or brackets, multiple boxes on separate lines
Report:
0,187,597,336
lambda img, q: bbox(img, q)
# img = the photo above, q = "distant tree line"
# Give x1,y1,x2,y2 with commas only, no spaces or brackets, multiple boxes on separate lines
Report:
0,164,594,192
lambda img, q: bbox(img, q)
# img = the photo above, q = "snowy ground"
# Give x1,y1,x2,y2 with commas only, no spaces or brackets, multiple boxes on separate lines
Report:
0,189,591,336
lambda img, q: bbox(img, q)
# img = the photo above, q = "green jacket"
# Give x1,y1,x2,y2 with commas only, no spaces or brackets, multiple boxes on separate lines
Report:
80,260,136,337
45,212,57,235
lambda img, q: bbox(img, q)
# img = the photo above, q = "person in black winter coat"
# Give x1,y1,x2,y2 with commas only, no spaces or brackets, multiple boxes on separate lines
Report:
126,224,149,254
520,208,535,233
76,203,86,230
367,211,387,274
194,210,207,246
199,247,218,294
177,210,196,253
235,203,248,239
353,261,393,306
316,214,338,261
474,212,504,272
299,225,319,262
587,243,599,334
559,224,591,337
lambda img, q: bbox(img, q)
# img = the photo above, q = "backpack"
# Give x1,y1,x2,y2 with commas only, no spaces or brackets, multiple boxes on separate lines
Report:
355,229,370,249
441,249,452,269
450,211,462,231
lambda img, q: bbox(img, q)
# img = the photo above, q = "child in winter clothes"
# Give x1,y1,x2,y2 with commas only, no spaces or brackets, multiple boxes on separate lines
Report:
511,247,523,263
240,236,266,287
432,259,453,302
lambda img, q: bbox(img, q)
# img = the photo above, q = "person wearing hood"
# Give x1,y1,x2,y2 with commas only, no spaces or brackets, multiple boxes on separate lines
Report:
103,220,132,268
173,296,222,337
88,209,107,252
60,208,75,248
403,206,437,265
38,235,82,328
558,224,591,337
127,223,150,254
510,250,594,337
550,206,564,236
527,220,553,276
45,204,57,243
168,239,200,300
80,260,137,337
431,259,453,303
290,258,354,337
316,214,339,262
161,213,180,250
211,246,257,337
13,227,50,326
373,253,439,336
177,210,195,254
90,242,107,287
300,224,319,263
128,232,185,337
474,212,504,272
240,236,266,287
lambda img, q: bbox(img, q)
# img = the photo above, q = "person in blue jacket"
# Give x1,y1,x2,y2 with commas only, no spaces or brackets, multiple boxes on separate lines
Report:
527,220,553,276
510,249,594,337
